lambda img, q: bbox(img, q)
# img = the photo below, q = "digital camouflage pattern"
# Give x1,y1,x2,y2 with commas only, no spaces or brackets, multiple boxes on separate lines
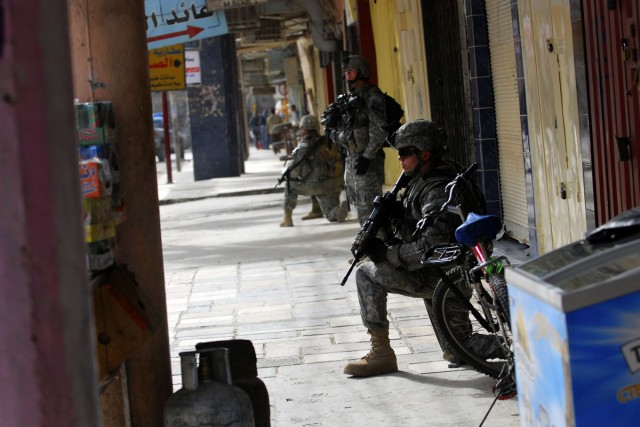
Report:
355,162,462,330
335,83,388,225
282,134,345,221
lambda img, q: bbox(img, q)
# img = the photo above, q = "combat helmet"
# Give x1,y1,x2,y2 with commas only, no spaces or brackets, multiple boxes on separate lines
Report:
393,119,447,154
299,114,320,131
343,55,371,80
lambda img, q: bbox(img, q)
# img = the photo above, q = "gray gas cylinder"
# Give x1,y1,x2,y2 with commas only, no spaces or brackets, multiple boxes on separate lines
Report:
164,348,255,426
196,340,270,427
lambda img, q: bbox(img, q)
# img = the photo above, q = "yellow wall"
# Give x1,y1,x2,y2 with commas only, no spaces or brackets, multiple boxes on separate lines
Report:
296,37,327,119
370,0,433,184
395,0,431,122
370,0,404,184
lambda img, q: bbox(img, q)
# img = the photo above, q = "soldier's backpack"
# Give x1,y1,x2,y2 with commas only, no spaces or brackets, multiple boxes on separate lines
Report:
462,175,488,215
382,93,404,135
431,161,488,216
313,136,344,179
451,162,487,216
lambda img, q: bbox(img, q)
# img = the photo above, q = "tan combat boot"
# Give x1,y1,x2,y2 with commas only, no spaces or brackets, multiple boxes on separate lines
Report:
335,200,349,222
343,329,398,377
301,197,323,220
279,209,293,227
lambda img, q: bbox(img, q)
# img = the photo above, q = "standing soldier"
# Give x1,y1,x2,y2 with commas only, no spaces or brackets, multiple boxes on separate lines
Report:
334,55,390,225
277,115,348,227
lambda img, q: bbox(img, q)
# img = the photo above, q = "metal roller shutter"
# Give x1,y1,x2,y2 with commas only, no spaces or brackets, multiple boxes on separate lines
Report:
486,0,529,243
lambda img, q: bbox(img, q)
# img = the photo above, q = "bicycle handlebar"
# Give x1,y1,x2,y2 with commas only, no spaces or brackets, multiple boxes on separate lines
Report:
440,163,477,212
414,163,478,235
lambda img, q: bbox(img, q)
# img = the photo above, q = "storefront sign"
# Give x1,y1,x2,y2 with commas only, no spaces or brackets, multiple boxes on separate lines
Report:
185,50,202,85
145,0,228,49
149,44,186,91
206,0,267,10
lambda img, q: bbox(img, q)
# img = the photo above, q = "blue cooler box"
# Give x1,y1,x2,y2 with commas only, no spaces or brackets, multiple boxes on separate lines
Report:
506,231,640,426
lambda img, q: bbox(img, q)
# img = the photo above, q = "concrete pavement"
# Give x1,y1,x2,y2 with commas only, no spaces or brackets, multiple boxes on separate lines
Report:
157,147,529,427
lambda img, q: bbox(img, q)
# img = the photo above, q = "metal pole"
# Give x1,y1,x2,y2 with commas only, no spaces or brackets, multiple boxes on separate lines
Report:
162,91,173,183
169,91,181,172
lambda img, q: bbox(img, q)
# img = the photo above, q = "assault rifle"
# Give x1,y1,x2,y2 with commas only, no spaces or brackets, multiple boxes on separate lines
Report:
321,93,362,131
274,136,327,190
275,168,299,192
339,172,412,286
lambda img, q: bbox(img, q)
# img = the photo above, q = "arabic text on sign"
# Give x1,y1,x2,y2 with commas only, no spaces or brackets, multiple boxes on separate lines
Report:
146,4,214,31
145,0,228,50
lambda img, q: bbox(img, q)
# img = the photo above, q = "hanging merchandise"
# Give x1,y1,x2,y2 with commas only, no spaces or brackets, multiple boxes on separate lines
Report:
75,101,117,145
73,101,160,386
93,265,162,382
74,100,125,271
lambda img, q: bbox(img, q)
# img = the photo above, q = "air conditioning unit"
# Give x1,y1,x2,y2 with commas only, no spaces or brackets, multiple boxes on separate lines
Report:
244,73,269,86
254,19,283,42
224,6,259,32
242,58,266,73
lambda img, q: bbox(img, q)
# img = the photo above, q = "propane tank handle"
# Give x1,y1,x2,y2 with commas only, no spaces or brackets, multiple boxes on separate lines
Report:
198,348,232,385
178,351,198,391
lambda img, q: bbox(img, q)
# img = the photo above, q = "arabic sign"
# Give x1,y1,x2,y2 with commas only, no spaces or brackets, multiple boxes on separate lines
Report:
145,0,228,50
149,44,186,92
185,50,202,85
206,0,268,10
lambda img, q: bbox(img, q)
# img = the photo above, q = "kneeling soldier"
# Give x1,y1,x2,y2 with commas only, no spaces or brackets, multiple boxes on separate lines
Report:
279,114,348,227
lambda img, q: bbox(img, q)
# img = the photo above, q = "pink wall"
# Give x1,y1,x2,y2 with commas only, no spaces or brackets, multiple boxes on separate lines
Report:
0,0,99,425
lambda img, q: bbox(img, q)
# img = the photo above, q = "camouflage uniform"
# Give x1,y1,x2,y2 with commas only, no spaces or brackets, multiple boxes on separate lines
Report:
344,119,501,377
283,134,345,221
336,83,388,225
355,162,462,329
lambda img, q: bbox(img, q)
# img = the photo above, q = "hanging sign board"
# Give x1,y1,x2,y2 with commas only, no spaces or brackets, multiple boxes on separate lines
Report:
145,0,228,50
206,0,267,10
149,44,186,91
185,50,202,85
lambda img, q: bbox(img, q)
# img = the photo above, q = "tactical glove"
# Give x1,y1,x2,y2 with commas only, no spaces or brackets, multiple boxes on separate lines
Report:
354,155,370,175
365,238,387,263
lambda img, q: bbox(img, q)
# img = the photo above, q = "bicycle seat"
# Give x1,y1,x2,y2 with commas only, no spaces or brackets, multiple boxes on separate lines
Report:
455,213,502,246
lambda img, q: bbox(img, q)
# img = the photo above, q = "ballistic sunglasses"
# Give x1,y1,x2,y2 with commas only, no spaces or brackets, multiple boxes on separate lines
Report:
397,147,419,157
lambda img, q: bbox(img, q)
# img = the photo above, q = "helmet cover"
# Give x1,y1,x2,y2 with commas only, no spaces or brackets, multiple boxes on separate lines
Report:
299,114,320,131
393,119,447,153
343,55,371,80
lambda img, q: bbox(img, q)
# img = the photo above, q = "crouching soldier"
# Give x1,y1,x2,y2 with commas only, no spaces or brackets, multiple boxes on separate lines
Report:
344,119,502,377
278,114,349,227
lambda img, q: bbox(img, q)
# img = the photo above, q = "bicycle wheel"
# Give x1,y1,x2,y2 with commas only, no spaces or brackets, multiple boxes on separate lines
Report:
431,266,510,379
488,273,511,327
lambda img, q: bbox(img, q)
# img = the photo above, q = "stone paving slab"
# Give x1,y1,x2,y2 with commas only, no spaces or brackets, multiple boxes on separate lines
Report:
164,253,522,425
263,360,519,427
160,147,527,425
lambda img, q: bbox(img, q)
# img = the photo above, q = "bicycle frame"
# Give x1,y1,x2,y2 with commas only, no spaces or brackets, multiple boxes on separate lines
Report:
426,239,505,335
419,164,516,393
453,201,513,354
422,201,508,335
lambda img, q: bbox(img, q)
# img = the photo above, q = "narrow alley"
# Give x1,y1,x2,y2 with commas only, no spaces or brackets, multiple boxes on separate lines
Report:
157,148,525,426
